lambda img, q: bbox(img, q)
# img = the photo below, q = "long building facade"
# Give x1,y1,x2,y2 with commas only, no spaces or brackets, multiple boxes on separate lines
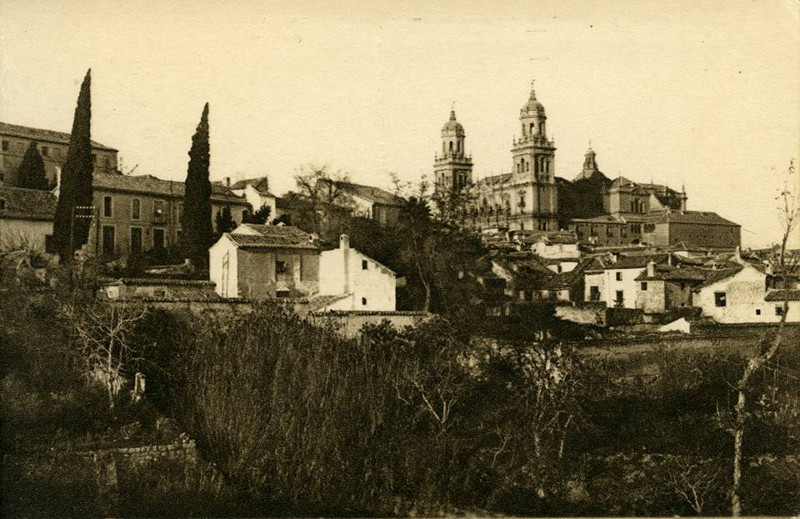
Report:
434,82,558,232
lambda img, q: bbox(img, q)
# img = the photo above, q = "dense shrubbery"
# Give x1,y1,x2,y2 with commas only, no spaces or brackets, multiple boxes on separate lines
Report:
145,306,800,516
2,262,799,515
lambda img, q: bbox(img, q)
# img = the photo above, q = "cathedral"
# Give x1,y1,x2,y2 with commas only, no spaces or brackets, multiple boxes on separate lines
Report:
433,82,558,232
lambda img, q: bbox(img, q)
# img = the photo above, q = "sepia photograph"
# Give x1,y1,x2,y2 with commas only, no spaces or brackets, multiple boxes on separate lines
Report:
1,0,799,516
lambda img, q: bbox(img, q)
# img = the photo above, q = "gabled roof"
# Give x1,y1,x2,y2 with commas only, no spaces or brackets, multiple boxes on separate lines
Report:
476,172,513,186
0,121,117,151
93,173,247,204
224,225,319,250
0,186,58,221
227,176,271,195
321,179,405,206
693,266,745,290
764,289,800,302
635,265,708,282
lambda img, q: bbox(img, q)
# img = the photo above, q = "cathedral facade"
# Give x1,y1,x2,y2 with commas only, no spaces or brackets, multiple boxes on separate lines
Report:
433,83,558,232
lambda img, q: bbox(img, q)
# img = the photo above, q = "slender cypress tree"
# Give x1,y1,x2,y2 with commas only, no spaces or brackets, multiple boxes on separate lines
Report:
180,103,212,266
16,141,50,190
53,69,93,261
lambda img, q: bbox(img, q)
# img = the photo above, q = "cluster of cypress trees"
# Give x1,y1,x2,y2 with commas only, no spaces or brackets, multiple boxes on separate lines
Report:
49,68,215,265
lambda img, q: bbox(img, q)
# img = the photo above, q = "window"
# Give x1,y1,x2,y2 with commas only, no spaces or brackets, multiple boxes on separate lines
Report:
714,292,727,307
130,227,143,254
102,225,115,256
362,297,367,306
644,223,655,233
776,306,785,316
0,199,5,210
615,291,624,307
756,309,761,316
153,228,165,250
615,272,623,281
153,200,165,218
589,286,600,301
45,234,55,253
275,260,287,274
641,282,648,291
1,140,9,151
103,196,113,217
362,260,368,270
131,199,141,220
41,146,49,157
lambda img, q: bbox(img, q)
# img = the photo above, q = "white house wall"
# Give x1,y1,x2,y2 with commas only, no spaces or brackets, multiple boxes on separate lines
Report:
695,266,799,323
209,236,239,298
320,241,396,311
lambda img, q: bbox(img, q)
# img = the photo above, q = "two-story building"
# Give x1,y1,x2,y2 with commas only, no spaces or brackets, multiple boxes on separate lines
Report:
583,253,669,308
0,185,58,252
209,224,320,299
317,178,406,226
224,176,277,220
1,121,118,187
89,173,250,257
693,264,799,323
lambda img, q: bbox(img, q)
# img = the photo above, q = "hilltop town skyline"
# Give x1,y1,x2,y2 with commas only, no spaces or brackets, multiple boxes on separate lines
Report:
1,0,798,248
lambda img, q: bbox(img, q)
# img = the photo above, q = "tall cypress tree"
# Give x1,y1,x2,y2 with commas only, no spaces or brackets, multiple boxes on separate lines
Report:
180,103,212,266
16,141,50,190
53,69,93,261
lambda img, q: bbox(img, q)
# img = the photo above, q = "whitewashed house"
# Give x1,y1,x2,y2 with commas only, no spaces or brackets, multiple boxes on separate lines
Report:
0,186,57,252
225,176,277,220
693,264,799,323
583,254,666,308
209,224,320,299
319,234,396,311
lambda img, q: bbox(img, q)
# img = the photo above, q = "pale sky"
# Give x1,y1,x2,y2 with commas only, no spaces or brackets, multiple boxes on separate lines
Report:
1,0,798,248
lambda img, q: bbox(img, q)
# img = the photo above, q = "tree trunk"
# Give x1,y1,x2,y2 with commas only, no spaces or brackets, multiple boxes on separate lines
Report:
731,390,745,516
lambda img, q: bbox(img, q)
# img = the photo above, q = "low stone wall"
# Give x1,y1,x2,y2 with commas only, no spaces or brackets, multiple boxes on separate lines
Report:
309,310,433,337
556,303,606,326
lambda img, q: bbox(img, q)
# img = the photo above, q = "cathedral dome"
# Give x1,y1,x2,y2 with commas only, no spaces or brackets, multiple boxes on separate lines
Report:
441,110,465,137
521,81,545,114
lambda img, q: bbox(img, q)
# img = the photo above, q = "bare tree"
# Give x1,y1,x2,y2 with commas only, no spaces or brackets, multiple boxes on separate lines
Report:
293,163,352,234
729,159,798,516
62,301,149,410
664,458,721,515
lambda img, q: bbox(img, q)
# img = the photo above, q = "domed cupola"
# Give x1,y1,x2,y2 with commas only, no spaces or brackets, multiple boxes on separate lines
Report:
441,110,465,137
521,81,546,116
519,80,548,139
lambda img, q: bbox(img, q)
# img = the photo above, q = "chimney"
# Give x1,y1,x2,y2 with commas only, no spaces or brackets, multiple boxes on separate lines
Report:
224,177,230,187
611,252,619,263
341,234,351,294
647,261,656,278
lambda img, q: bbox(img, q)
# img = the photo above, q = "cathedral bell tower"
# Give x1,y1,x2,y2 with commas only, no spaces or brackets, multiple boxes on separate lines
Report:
510,81,558,231
512,80,556,182
434,108,473,195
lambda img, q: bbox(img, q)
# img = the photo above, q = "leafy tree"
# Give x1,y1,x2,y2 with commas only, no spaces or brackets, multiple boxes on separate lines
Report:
53,69,93,261
243,204,271,224
180,103,212,266
16,141,49,190
214,206,236,238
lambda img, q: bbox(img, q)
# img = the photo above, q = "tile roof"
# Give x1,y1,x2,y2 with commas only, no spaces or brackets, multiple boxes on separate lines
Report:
225,225,319,250
0,186,58,221
477,173,513,186
93,173,247,204
635,266,708,282
116,278,216,287
693,266,744,289
0,121,117,151
640,210,739,226
764,289,800,302
226,176,271,195
325,180,405,206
